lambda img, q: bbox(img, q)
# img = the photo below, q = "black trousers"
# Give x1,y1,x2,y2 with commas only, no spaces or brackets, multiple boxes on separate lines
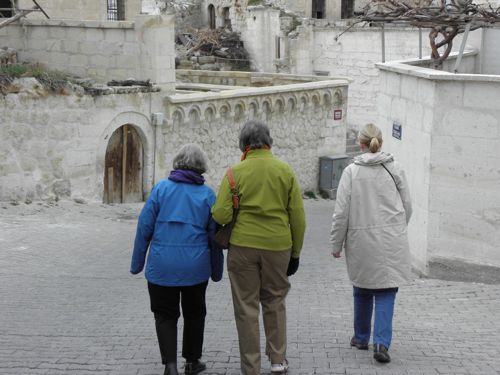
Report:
148,281,208,364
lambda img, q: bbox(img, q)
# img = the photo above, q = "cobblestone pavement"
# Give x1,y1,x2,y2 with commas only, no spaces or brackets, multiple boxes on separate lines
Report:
1,199,499,375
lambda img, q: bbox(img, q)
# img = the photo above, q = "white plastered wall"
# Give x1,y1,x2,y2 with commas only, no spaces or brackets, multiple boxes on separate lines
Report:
376,54,500,271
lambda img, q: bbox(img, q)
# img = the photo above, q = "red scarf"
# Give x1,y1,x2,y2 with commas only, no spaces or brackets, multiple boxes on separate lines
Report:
241,145,270,161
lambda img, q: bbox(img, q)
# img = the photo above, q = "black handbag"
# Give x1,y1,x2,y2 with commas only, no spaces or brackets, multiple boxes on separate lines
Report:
213,167,239,249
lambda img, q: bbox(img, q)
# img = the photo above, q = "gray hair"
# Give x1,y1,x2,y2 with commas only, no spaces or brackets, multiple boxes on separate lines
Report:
239,120,273,152
358,123,383,153
172,143,208,173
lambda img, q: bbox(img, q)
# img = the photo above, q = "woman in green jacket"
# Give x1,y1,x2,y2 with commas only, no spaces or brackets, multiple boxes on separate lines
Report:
212,120,306,375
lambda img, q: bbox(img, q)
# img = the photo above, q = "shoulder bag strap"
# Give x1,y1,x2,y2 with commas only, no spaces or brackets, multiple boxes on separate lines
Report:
226,167,239,209
381,163,399,191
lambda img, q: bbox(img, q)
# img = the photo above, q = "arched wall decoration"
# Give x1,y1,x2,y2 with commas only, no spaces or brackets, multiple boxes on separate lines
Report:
299,96,308,112
275,99,285,115
287,96,296,113
234,102,246,122
172,109,185,128
248,101,259,119
262,101,272,121
312,94,320,108
219,104,230,119
333,89,343,106
204,106,215,123
323,91,332,106
188,106,202,128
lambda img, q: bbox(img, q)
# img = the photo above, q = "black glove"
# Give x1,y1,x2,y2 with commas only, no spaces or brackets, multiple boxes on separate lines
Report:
286,257,300,276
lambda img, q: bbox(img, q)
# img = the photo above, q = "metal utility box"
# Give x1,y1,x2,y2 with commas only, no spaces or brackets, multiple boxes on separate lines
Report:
319,155,350,199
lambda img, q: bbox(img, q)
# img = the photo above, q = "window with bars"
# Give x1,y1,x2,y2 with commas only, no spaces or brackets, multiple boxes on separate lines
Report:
107,0,125,21
0,0,15,18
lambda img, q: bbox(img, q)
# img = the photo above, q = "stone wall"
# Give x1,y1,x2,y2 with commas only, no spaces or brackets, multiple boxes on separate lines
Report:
216,5,482,133
241,7,281,72
18,0,142,21
167,72,349,191
0,80,162,203
481,28,500,75
307,25,482,132
376,53,500,271
0,15,176,86
0,72,348,202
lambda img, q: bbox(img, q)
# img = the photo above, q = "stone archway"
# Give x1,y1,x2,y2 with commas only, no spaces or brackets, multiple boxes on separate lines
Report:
97,111,154,204
103,125,143,203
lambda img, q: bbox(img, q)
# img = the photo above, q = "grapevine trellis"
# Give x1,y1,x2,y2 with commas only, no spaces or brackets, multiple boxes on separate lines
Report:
359,0,500,68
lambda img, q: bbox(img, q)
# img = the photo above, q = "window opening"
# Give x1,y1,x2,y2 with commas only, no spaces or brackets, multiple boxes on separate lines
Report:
341,0,354,19
0,0,15,18
107,0,125,21
312,0,325,19
223,7,231,29
208,4,216,29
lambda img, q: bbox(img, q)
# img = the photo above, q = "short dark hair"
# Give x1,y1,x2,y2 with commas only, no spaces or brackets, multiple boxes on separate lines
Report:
239,120,273,152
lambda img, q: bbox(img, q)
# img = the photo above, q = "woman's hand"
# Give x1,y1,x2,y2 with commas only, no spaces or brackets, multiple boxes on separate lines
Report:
331,250,342,258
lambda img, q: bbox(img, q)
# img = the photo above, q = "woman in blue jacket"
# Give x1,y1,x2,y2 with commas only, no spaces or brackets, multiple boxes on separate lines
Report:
130,144,216,375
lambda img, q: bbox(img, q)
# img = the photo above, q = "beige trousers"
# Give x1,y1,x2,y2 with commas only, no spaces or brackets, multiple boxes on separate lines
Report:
227,245,291,375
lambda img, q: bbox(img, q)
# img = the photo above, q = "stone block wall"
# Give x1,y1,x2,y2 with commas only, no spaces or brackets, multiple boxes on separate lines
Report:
242,7,281,72
0,72,348,202
309,26,482,132
481,28,500,75
18,0,142,21
164,77,349,192
377,55,500,271
0,81,162,202
0,15,175,86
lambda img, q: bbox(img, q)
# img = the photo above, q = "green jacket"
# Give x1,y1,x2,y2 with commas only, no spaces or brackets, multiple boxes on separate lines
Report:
212,149,306,257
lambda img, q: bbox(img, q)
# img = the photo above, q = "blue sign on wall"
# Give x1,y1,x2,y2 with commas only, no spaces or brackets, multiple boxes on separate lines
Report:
392,122,402,140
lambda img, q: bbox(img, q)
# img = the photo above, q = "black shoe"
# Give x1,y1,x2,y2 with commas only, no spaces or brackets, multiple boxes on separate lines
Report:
373,344,391,363
350,336,369,350
184,359,206,375
164,362,179,375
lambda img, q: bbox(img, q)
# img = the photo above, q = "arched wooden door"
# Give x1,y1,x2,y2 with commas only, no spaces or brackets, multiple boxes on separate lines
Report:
103,125,143,203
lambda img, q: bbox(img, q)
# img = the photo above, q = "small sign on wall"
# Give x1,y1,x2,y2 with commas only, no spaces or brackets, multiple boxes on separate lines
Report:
333,110,342,120
392,122,402,140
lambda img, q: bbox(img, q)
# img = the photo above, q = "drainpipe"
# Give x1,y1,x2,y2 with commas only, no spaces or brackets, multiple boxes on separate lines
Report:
151,111,164,188
381,23,385,63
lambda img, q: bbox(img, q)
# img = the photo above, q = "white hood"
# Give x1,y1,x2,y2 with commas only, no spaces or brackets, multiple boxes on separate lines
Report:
354,151,394,166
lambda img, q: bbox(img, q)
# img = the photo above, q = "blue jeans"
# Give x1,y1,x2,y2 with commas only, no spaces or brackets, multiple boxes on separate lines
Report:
353,286,398,348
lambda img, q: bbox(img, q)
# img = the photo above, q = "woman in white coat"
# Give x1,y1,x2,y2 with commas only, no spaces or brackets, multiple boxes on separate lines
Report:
330,123,412,363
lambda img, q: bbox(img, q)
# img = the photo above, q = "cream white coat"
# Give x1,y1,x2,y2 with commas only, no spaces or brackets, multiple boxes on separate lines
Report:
330,152,412,289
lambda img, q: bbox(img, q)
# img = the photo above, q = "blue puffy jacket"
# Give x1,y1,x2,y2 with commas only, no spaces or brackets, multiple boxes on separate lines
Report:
130,179,217,286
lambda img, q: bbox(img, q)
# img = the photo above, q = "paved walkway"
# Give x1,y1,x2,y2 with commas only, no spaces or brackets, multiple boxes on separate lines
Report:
0,199,499,375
